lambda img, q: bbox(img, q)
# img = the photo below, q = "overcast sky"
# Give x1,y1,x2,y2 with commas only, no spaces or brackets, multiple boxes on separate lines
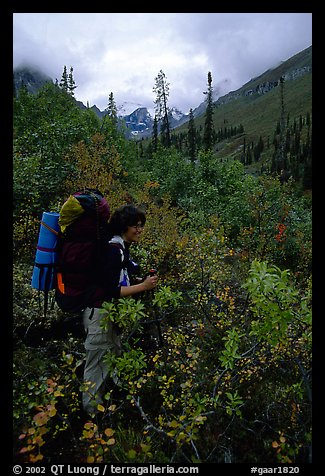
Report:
13,13,312,115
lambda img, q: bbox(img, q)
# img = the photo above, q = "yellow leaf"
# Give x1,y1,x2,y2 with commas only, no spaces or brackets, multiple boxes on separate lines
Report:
108,404,116,412
87,456,95,463
97,404,105,412
47,405,57,417
140,443,151,453
84,422,95,429
107,438,115,446
169,420,179,428
30,453,44,462
177,432,187,441
104,428,115,437
19,445,33,453
272,441,279,448
195,415,206,422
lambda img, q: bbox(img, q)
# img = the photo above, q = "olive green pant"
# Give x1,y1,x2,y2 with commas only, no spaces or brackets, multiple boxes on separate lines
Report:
82,307,121,415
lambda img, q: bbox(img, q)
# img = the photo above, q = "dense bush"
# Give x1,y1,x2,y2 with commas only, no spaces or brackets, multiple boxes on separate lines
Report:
12,82,312,464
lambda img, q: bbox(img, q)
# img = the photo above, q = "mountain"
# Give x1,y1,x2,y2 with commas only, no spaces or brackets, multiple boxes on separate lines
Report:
13,65,186,137
13,65,187,138
76,100,107,119
123,107,154,138
169,107,187,129
13,45,311,144
120,106,187,138
173,46,312,164
189,46,312,121
213,45,311,108
13,65,53,94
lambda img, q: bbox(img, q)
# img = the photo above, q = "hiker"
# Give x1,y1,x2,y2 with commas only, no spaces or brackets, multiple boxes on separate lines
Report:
82,203,158,416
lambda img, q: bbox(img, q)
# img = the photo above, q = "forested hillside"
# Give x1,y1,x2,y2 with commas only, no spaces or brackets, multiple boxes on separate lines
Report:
13,63,312,465
172,46,312,182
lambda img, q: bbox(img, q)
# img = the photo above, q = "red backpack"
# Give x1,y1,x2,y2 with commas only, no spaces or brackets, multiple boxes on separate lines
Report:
55,188,113,314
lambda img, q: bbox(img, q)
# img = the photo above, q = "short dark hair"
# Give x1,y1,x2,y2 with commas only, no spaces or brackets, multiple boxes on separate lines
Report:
108,204,146,237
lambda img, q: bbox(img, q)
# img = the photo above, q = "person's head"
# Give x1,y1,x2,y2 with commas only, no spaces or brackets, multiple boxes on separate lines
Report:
108,204,146,243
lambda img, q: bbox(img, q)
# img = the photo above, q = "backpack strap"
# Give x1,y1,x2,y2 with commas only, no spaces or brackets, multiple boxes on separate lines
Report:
108,242,127,269
108,240,129,286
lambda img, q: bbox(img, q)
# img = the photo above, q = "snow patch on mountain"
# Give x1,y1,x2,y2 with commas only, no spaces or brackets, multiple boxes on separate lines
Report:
117,101,146,117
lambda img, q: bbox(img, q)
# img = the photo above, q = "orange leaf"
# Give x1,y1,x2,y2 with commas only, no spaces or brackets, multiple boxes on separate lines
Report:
33,412,49,426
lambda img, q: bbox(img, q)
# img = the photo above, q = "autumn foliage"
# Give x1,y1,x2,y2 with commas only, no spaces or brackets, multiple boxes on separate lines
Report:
13,83,312,464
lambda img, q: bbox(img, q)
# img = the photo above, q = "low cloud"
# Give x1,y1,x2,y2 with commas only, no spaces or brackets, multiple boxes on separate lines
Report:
13,13,312,113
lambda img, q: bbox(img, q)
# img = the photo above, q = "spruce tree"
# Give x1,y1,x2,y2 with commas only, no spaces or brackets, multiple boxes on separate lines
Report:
187,108,197,163
107,92,118,124
59,66,69,92
203,72,214,151
68,67,77,97
101,92,119,137
152,116,158,152
153,70,171,147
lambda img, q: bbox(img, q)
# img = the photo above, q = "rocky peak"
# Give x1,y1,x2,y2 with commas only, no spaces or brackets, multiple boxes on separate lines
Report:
14,66,53,95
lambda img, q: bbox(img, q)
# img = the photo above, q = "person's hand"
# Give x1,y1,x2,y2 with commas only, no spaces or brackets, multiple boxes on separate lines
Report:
142,274,158,291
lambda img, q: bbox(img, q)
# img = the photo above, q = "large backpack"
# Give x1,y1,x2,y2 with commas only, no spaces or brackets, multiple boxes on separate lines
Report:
31,189,111,320
54,188,113,314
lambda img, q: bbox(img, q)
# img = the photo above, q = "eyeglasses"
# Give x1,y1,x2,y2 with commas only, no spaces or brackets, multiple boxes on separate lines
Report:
131,223,144,231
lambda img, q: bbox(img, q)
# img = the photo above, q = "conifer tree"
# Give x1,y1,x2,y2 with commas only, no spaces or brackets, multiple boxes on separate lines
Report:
153,70,171,147
203,72,214,151
187,108,197,162
107,92,118,124
68,67,77,96
152,116,158,152
101,92,118,136
59,66,69,92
